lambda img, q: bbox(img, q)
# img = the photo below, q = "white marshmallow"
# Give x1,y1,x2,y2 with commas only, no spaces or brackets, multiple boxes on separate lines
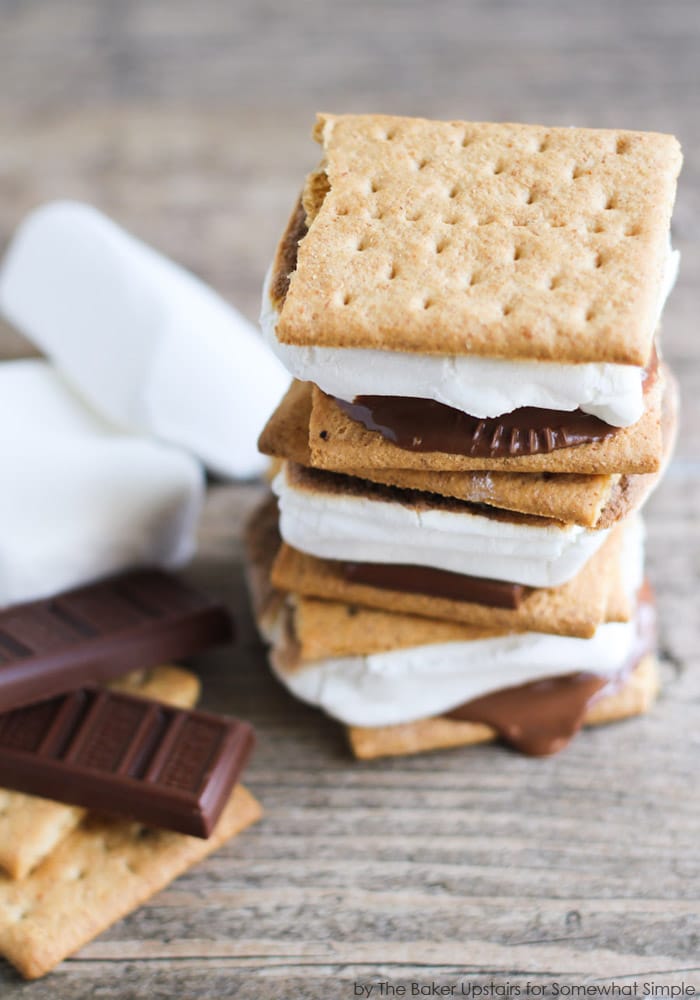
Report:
0,202,291,479
0,360,203,607
273,464,609,588
273,518,645,727
261,248,679,427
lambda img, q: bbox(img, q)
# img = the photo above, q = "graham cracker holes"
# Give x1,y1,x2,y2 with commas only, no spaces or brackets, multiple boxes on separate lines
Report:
502,302,515,317
387,263,397,280
604,195,617,210
547,275,563,290
415,157,430,171
369,179,381,193
616,136,630,154
340,292,352,306
435,238,448,255
493,160,505,175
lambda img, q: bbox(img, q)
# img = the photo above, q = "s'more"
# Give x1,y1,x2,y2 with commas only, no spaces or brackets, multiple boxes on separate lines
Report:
249,113,682,758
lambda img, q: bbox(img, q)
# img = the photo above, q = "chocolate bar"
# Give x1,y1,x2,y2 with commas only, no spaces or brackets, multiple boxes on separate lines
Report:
0,687,255,836
0,570,233,712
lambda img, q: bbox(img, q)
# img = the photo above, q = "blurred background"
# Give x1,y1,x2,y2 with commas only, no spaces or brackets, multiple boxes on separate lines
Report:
0,0,696,401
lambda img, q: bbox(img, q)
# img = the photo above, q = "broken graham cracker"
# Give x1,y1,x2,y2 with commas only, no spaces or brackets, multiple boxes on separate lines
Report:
0,665,200,881
260,376,677,526
275,114,681,365
271,524,630,639
347,654,659,759
0,784,261,980
309,371,666,476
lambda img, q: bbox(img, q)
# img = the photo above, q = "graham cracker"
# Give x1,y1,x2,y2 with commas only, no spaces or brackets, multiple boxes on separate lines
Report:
275,114,681,365
259,380,614,525
0,783,261,980
271,525,628,639
244,494,290,643
347,654,659,759
309,371,666,475
0,665,201,881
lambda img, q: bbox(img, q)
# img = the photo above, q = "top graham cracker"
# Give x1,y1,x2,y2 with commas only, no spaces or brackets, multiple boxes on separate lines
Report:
274,113,681,364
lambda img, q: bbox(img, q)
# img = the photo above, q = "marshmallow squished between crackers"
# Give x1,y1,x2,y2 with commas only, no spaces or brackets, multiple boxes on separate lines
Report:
0,360,203,607
0,201,290,479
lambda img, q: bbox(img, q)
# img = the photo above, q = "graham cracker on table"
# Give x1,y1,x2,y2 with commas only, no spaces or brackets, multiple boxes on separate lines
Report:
260,374,678,525
273,114,681,365
309,371,666,475
271,524,631,639
0,783,261,980
347,654,659,759
0,665,201,881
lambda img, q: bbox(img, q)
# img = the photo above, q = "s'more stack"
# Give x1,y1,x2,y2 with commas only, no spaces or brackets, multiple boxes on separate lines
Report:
247,113,682,759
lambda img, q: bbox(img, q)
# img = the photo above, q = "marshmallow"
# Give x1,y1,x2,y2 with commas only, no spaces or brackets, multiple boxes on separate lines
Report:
0,202,291,479
261,248,679,427
275,620,636,727
0,360,203,607
273,518,646,728
273,464,610,588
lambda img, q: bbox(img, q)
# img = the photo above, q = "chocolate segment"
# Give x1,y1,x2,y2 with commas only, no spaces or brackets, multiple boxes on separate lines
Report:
335,395,618,457
0,571,234,712
445,672,607,755
342,561,526,609
444,584,656,755
0,688,254,837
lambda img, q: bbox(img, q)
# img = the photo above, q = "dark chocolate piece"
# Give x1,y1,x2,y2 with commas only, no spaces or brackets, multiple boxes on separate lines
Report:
335,395,618,457
445,672,607,756
0,571,233,712
342,561,526,609
0,687,254,837
443,584,656,755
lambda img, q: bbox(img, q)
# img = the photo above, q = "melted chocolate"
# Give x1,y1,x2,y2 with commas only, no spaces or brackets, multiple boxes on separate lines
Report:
342,561,525,609
443,584,657,756
334,349,658,458
445,672,608,755
335,395,618,457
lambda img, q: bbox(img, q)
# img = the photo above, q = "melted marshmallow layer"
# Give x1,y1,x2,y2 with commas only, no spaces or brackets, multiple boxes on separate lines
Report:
261,249,678,427
272,518,645,728
273,463,610,588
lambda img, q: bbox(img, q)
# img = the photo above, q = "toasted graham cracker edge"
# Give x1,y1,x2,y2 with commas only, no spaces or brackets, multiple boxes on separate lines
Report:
271,524,626,639
347,654,659,759
0,665,201,881
277,114,680,365
309,371,666,476
0,785,262,980
258,380,615,526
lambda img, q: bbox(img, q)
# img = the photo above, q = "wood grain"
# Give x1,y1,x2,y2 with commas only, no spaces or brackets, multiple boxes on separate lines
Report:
0,0,698,995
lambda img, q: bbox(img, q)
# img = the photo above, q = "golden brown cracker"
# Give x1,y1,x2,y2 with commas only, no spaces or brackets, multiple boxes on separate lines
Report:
275,114,680,365
0,784,261,980
271,525,626,639
0,665,201,881
309,373,665,475
259,380,615,525
347,655,659,759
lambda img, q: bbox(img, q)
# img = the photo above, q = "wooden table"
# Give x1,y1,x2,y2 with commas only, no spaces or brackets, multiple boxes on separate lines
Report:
0,2,698,996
